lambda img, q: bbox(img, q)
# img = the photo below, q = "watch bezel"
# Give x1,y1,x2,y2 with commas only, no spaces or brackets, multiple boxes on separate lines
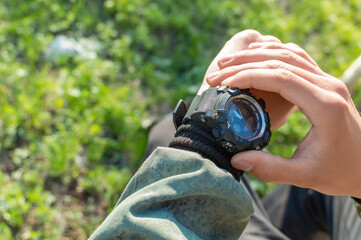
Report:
180,86,271,153
208,88,271,152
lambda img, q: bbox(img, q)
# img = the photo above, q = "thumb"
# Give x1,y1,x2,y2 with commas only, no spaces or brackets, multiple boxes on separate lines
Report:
231,150,304,185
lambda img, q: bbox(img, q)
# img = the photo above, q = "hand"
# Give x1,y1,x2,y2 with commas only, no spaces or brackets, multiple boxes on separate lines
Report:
208,41,361,198
202,30,297,130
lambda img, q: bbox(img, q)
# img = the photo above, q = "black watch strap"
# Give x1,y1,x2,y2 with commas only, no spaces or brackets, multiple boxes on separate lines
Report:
172,88,218,129
183,88,218,122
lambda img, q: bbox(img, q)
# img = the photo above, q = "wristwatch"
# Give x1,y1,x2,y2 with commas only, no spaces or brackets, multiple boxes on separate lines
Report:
170,86,271,180
173,86,271,153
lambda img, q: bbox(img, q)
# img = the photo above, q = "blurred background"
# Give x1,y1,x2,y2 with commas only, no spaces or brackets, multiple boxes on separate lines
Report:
1,0,361,239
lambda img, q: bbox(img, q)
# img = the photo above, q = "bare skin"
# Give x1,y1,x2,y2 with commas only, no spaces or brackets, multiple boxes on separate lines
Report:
199,30,297,130
203,30,361,198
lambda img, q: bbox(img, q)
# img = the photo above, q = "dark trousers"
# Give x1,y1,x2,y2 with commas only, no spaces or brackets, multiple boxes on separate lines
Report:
144,114,361,240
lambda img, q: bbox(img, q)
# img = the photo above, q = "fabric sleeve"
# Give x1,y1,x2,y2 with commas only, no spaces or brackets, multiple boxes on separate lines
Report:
89,147,253,240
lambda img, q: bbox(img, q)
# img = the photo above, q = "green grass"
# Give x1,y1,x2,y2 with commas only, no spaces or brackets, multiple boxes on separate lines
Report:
1,0,361,238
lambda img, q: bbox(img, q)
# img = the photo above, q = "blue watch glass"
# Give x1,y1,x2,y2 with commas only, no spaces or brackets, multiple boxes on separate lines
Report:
227,96,265,140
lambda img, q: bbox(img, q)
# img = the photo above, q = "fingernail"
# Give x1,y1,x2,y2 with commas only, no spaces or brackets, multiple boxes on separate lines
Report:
232,159,253,171
248,43,262,49
219,56,232,64
207,71,219,80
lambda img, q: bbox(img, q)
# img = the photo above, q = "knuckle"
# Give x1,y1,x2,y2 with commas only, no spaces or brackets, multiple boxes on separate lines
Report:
229,65,239,74
266,60,283,69
329,94,349,115
232,29,262,44
285,42,310,59
279,49,296,59
286,42,301,50
241,29,262,38
222,65,238,76
333,80,349,97
275,69,295,81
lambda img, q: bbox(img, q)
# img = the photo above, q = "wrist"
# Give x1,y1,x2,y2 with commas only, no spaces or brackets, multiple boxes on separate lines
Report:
169,120,243,181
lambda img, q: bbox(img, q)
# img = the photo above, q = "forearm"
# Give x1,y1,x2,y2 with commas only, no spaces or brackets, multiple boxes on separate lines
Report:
90,147,253,240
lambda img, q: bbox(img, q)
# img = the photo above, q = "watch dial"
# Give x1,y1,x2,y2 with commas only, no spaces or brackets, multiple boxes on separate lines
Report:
227,97,264,139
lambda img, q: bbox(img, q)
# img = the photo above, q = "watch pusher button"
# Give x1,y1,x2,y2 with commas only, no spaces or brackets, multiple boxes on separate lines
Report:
217,86,228,92
212,126,222,138
228,88,240,95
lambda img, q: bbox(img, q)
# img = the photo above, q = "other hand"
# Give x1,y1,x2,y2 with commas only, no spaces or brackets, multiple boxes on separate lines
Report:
201,30,297,130
207,40,361,198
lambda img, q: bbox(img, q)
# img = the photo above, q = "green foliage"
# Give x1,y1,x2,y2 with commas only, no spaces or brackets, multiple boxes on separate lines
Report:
1,0,361,238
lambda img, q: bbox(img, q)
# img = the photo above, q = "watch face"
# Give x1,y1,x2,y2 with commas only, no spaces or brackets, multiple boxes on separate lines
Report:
227,96,265,140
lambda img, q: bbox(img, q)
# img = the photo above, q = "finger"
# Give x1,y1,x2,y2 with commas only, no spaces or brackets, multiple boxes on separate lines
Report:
248,42,318,67
231,150,309,186
202,30,280,85
217,49,328,77
201,30,265,93
260,35,282,43
207,60,337,91
220,68,324,124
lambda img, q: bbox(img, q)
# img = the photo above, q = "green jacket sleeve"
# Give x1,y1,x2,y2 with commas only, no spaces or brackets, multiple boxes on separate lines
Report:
89,147,253,240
